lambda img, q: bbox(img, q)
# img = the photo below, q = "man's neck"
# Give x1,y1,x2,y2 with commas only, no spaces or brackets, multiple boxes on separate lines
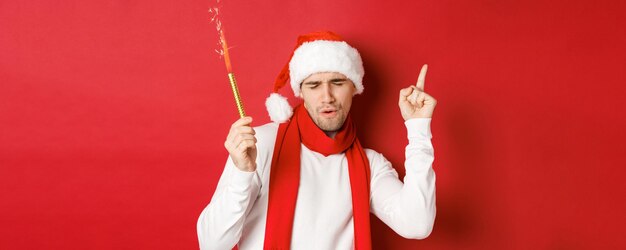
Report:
324,131,338,139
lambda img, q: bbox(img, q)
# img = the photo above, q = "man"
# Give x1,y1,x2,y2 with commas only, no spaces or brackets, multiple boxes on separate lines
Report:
197,31,437,250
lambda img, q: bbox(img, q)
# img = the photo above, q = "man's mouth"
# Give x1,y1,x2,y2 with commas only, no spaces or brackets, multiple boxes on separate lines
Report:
319,108,338,118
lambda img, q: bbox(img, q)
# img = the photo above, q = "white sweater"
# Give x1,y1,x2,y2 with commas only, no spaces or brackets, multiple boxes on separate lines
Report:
197,118,436,250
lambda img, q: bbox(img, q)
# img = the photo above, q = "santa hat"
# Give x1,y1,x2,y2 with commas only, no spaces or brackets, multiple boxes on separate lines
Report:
265,31,364,123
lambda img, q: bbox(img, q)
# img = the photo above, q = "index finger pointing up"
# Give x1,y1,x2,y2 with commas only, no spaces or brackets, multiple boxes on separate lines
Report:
416,64,428,91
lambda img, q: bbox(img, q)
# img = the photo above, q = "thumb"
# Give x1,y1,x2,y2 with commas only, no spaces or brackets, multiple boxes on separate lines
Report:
399,87,415,105
399,87,414,98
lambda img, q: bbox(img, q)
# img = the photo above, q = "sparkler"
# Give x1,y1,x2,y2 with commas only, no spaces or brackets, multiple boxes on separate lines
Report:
209,6,246,118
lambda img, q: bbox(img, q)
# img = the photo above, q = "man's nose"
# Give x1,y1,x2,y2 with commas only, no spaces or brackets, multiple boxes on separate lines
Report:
320,84,335,103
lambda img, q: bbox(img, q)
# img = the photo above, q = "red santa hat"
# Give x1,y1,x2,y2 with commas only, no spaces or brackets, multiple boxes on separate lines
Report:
265,31,364,123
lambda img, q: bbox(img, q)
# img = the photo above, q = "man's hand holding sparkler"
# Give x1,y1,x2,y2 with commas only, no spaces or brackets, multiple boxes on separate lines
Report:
399,64,437,120
224,117,258,172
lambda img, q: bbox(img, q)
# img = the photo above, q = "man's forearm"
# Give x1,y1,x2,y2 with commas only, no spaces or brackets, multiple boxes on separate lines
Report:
197,158,261,250
400,118,436,238
370,118,436,239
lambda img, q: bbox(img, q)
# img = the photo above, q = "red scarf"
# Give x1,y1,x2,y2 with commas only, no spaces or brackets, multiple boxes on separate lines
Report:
263,105,372,249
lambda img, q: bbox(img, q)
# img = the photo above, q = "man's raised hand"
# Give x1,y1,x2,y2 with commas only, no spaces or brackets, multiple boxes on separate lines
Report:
399,64,437,120
224,117,258,172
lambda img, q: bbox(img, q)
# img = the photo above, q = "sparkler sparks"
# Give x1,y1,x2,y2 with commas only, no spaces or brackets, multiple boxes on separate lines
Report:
208,6,234,73
219,30,233,73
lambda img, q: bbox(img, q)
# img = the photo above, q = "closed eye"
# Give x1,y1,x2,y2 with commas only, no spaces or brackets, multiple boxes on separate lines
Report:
303,81,321,89
330,78,347,85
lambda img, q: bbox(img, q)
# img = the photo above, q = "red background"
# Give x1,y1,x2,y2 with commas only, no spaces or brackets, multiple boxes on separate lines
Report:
1,0,625,249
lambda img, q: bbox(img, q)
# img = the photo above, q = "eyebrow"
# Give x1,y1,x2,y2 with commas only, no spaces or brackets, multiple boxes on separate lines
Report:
330,78,347,83
302,78,347,85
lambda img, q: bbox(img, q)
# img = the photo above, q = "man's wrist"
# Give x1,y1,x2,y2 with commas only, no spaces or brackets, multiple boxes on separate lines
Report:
234,164,257,172
405,118,432,139
228,163,259,192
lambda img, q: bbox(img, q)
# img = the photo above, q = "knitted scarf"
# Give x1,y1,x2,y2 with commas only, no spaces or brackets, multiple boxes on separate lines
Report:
263,104,371,249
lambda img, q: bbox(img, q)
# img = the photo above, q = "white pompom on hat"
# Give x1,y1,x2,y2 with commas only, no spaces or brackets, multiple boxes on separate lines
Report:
265,31,365,123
